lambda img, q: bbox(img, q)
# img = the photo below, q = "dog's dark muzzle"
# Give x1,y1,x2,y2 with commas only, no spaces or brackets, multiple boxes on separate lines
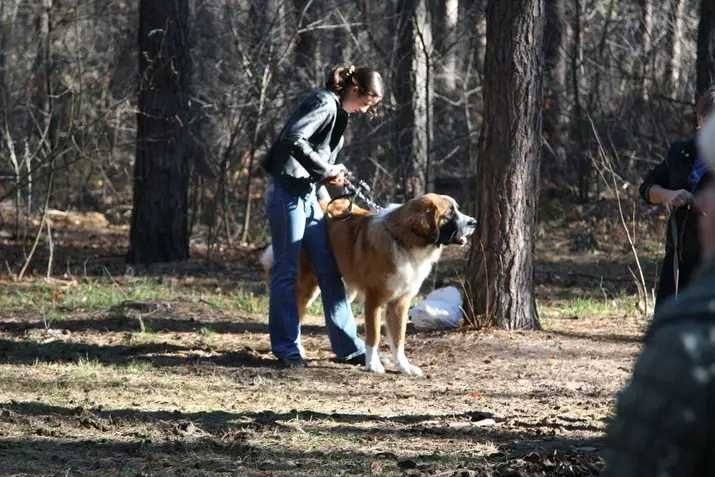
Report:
438,212,477,246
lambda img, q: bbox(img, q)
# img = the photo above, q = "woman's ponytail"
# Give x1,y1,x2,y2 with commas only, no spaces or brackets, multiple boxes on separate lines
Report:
326,64,384,99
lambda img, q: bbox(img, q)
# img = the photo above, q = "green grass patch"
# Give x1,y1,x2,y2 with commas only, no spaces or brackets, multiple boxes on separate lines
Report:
0,278,179,317
541,294,638,320
196,289,268,315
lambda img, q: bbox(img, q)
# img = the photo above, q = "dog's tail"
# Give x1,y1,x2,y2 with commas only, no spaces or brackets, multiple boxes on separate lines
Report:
259,243,323,310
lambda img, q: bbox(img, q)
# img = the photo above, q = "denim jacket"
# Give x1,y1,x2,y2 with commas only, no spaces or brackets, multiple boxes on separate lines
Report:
262,89,348,198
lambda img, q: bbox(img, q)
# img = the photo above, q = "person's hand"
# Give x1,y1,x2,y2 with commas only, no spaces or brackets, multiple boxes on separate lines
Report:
323,164,349,187
667,189,695,209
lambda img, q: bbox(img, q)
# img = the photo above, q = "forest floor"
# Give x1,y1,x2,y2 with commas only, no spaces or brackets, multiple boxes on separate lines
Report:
0,196,665,476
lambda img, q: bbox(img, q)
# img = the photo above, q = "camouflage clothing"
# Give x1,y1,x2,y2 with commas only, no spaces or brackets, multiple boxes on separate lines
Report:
603,261,715,476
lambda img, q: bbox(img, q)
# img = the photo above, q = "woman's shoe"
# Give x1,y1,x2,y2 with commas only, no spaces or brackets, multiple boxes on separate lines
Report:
277,356,308,368
340,353,365,366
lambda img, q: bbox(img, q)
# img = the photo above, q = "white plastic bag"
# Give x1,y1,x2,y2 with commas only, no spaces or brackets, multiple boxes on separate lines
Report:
409,286,464,330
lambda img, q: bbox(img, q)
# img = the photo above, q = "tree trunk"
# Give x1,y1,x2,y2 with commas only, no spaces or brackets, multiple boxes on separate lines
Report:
542,0,566,182
293,0,318,87
697,0,715,97
465,0,544,330
0,0,8,121
569,0,590,202
636,0,653,100
128,0,191,264
28,0,54,158
663,0,686,93
460,0,486,84
432,0,459,92
395,0,432,198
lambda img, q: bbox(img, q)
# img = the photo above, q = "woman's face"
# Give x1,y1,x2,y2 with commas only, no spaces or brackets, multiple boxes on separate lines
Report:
342,85,382,114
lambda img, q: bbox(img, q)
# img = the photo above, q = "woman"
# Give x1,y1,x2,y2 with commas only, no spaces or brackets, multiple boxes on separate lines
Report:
640,87,715,308
261,65,384,368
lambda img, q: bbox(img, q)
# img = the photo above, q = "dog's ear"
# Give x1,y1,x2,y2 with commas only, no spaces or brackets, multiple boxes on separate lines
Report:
409,204,441,244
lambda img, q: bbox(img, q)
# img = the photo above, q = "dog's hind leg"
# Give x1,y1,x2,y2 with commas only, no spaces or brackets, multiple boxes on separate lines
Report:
364,293,385,374
386,295,423,377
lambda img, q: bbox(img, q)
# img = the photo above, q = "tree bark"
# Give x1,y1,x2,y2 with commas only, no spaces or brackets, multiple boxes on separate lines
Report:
636,0,653,100
568,0,590,202
432,0,459,92
697,0,715,97
663,0,686,93
465,0,544,330
460,0,486,76
542,0,566,180
293,0,318,87
395,0,432,198
128,0,191,264
28,0,54,158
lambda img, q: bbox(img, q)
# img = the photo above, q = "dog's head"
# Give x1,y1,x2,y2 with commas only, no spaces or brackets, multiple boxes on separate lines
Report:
403,193,477,246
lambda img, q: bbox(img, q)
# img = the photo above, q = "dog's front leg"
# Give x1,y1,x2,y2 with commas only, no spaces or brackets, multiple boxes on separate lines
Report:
364,295,385,373
386,295,423,377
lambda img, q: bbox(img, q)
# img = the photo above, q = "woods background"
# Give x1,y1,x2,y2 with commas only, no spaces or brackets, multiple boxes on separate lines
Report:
1,3,712,472
0,0,711,264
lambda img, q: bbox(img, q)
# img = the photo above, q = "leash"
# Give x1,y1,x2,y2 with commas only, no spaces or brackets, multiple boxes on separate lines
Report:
326,172,383,220
667,204,680,297
667,198,694,297
345,174,383,212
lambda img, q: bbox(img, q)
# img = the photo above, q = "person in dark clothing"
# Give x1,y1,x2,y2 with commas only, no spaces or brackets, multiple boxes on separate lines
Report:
261,65,383,368
640,87,715,308
602,114,715,476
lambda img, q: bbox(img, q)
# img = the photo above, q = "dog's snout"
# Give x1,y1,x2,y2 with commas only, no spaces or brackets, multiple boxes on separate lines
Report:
467,218,477,227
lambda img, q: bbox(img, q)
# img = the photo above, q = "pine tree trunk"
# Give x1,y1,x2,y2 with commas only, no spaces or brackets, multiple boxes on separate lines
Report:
697,0,715,97
465,0,544,330
128,0,191,264
542,0,566,181
637,0,653,100
395,0,432,198
460,0,486,83
663,0,686,93
569,0,590,202
293,0,318,87
432,0,459,92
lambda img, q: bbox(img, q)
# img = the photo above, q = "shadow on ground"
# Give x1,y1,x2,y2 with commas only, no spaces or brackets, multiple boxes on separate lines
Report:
0,400,604,476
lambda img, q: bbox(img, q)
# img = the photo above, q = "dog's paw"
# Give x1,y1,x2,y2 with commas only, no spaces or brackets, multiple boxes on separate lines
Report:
393,349,424,377
395,354,424,377
365,359,386,374
398,363,423,377
364,345,385,374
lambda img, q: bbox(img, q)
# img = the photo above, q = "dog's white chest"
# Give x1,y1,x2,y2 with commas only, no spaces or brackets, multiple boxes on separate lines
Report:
385,247,442,298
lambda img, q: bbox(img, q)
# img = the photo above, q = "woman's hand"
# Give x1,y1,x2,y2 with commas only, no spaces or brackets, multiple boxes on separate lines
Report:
323,164,349,187
325,173,346,187
649,185,694,209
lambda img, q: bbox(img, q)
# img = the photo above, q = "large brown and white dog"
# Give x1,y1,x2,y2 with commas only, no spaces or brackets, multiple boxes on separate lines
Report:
261,193,477,376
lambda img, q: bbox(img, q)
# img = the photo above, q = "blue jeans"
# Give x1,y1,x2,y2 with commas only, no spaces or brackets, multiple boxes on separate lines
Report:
265,180,365,361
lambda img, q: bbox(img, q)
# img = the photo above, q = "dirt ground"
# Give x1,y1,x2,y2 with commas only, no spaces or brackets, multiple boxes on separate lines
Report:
0,200,660,476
